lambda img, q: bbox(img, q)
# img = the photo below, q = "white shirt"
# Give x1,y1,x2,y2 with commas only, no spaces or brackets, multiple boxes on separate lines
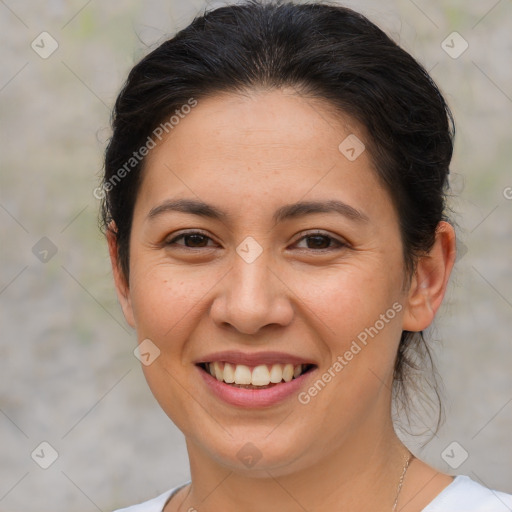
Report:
113,475,512,511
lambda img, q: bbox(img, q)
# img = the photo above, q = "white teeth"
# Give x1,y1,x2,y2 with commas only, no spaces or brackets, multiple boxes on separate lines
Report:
234,364,252,385
205,362,307,386
282,363,294,382
269,364,284,383
213,361,223,381
251,365,271,386
223,362,235,383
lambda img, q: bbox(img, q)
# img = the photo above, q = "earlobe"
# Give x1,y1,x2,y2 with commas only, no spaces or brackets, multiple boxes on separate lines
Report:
402,221,456,332
107,224,136,329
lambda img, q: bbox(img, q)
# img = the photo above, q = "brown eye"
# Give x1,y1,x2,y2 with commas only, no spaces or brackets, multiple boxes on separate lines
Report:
305,235,331,249
166,231,215,248
294,232,346,251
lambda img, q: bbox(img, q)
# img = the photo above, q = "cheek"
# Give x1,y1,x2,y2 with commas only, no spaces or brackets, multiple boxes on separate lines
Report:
301,262,403,339
302,262,405,399
128,261,222,346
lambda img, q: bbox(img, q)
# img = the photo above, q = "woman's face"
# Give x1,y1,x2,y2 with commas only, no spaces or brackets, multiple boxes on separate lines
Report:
112,88,421,475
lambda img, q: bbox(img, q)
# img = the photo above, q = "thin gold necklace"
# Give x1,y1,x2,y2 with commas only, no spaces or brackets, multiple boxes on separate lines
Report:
173,453,415,511
392,452,413,512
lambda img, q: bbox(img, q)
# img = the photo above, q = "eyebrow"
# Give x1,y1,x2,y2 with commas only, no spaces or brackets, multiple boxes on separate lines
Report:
147,198,369,224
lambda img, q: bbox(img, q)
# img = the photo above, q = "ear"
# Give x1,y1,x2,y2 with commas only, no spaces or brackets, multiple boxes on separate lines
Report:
402,221,456,332
107,223,136,328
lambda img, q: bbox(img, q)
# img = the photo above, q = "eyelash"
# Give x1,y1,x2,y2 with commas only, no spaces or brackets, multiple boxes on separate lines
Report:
164,230,347,252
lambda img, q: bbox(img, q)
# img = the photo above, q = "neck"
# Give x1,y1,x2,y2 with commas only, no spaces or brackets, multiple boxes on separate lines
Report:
178,416,409,512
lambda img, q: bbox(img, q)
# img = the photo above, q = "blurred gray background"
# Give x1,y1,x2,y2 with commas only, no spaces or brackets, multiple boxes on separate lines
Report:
1,0,511,510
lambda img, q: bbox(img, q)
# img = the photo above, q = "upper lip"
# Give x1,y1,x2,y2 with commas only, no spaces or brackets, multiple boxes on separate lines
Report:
194,350,317,367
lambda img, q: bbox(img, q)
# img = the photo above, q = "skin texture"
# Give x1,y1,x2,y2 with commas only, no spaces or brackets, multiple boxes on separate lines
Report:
108,88,456,511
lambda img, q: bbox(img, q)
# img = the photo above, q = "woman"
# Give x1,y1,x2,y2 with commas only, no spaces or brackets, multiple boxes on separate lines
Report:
101,2,512,511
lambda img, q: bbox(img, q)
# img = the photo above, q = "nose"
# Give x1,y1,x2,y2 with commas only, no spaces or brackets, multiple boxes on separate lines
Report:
209,248,294,335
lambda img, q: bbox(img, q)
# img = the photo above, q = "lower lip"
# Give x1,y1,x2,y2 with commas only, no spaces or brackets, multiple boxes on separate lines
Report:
197,365,316,408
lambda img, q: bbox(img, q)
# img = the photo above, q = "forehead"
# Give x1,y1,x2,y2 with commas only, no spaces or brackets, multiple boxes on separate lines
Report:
136,88,393,224
154,88,364,163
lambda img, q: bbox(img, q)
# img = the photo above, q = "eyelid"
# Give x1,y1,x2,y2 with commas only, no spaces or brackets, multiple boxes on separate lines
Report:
165,229,217,246
293,230,348,249
165,229,348,250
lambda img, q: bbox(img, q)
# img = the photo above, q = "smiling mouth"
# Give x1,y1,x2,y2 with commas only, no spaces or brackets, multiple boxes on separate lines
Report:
197,362,316,389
